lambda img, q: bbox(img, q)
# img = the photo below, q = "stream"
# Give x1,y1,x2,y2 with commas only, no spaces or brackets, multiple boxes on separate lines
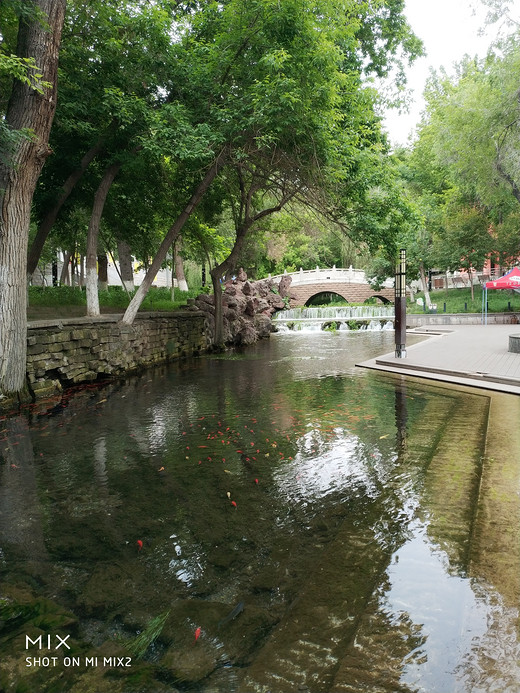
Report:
1,331,519,692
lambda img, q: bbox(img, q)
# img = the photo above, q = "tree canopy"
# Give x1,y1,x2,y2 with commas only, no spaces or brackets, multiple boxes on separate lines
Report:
364,22,520,294
1,0,426,397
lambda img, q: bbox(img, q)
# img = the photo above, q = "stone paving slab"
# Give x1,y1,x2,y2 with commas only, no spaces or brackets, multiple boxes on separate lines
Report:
358,324,520,395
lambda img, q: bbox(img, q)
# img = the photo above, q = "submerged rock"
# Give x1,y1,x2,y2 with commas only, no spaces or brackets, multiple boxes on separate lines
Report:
161,644,217,685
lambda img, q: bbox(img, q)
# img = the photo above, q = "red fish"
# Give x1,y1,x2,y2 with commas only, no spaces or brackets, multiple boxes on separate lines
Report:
231,501,237,509
137,540,143,551
194,627,201,642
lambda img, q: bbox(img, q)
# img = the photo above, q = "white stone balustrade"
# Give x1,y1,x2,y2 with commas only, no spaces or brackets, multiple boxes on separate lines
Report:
269,266,394,288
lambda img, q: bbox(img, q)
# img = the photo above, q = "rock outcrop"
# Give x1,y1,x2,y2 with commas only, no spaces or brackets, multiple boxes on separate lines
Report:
187,270,292,347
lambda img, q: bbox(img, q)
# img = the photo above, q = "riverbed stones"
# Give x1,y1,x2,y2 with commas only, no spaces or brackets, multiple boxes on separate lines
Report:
161,642,217,684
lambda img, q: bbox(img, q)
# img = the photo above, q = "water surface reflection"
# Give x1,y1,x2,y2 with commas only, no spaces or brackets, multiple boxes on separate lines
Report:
0,332,518,692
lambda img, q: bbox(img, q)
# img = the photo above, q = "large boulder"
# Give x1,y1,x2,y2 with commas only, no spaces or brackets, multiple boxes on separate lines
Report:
242,280,253,296
255,278,274,297
244,298,256,317
267,291,285,311
236,321,258,346
224,306,239,321
224,283,237,296
196,293,214,306
254,314,273,338
277,274,292,298
256,298,270,313
193,271,289,348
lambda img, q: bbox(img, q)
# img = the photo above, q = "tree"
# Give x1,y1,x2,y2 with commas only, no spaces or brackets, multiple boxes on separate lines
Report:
409,40,520,277
0,0,66,402
440,202,493,300
173,236,189,292
85,158,124,315
27,0,182,281
121,154,226,325
121,0,421,330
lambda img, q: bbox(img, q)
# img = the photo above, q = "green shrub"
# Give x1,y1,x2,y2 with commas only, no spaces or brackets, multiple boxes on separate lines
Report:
29,285,86,306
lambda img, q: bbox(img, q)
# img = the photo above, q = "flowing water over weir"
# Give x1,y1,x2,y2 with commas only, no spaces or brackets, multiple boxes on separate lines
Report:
273,306,395,332
1,332,519,693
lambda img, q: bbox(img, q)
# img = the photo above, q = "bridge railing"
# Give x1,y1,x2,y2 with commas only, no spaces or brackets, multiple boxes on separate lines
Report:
269,267,394,288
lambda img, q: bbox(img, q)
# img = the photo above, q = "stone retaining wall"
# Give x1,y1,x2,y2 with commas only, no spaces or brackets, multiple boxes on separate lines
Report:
26,311,207,398
406,312,520,327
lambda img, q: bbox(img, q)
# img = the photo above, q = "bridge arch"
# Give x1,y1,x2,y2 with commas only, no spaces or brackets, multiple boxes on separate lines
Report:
270,268,396,307
305,290,352,306
289,283,395,308
305,290,393,306
368,294,392,305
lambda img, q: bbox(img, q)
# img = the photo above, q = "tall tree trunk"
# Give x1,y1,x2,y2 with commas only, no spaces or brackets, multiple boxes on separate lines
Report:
27,136,105,278
97,254,108,290
70,252,78,285
174,236,189,292
85,161,122,316
419,261,432,310
60,250,71,284
117,239,134,292
121,158,223,325
0,0,66,402
209,191,295,347
211,272,224,346
210,224,250,347
79,253,84,286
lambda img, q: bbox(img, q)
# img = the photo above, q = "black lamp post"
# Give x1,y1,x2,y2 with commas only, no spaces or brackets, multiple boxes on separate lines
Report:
395,248,407,358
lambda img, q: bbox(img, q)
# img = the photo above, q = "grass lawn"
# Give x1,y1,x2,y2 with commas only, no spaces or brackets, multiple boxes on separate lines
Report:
409,285,520,314
27,286,205,321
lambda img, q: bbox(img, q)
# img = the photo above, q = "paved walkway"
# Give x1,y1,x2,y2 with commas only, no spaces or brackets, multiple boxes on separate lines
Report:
358,324,520,395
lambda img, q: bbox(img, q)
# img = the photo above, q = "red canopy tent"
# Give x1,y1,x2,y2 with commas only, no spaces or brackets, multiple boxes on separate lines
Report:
483,267,520,323
485,266,520,290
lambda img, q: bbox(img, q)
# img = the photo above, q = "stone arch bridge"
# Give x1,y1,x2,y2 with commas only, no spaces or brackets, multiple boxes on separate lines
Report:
270,267,395,307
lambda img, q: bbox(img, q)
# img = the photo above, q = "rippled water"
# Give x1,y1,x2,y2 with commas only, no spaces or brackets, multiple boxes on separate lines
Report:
1,331,519,693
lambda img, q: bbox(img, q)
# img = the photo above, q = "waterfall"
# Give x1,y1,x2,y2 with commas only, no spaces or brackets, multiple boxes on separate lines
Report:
273,305,395,333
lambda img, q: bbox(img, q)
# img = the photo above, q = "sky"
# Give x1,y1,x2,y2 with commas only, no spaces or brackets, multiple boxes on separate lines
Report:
382,0,508,146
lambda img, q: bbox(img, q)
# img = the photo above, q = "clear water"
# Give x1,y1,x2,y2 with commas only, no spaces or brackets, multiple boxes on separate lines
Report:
1,331,519,693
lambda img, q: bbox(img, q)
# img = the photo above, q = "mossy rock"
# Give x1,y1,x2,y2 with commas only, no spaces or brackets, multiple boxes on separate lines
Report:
0,587,78,636
160,642,217,685
77,561,149,616
214,604,277,666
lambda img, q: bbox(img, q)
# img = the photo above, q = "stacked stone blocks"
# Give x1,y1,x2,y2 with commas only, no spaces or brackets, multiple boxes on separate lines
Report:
26,312,207,398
